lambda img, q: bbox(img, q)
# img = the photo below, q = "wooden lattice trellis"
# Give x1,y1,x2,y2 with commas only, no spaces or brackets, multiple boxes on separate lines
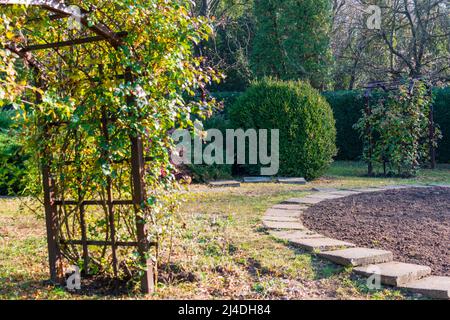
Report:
1,0,155,293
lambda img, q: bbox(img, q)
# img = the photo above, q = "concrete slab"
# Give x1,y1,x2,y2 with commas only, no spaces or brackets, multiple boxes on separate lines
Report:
243,177,273,183
319,248,393,267
328,190,362,196
263,216,301,223
289,237,355,252
264,209,302,218
379,185,410,190
404,184,431,189
354,262,431,286
429,184,450,188
400,276,450,300
277,177,307,185
307,193,350,200
262,220,305,230
270,230,324,240
350,188,382,193
271,204,308,211
311,188,339,192
282,197,323,205
208,180,241,188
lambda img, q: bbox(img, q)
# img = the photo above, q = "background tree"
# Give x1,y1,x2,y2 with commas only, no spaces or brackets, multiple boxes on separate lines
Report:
331,0,449,89
377,0,449,79
251,0,333,89
250,0,287,80
331,0,371,89
193,0,255,91
187,0,449,92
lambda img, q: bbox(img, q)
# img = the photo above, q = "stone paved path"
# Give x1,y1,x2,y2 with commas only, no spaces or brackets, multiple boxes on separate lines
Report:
263,184,450,300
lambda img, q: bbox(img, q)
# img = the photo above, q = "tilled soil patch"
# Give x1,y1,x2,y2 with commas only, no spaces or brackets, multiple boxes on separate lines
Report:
302,187,450,276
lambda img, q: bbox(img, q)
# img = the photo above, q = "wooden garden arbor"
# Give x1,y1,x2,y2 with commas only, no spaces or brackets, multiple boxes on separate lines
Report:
363,79,437,176
0,0,155,293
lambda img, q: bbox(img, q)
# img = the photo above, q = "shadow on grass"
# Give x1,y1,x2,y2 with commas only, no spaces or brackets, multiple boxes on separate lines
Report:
250,224,346,282
0,272,137,298
265,232,345,281
0,276,48,298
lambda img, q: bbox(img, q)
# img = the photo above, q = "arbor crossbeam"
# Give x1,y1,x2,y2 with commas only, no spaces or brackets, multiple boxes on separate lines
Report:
0,0,123,47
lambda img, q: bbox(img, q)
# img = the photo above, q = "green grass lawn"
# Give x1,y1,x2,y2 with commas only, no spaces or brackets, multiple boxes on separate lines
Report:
0,161,449,300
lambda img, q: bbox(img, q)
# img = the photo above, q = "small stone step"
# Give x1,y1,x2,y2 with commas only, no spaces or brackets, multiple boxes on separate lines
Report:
263,216,301,223
311,187,339,192
319,248,393,267
349,188,381,193
380,185,410,190
208,180,241,188
265,208,302,217
277,177,307,185
354,262,431,286
328,190,362,196
270,230,324,240
282,197,323,205
429,184,450,188
263,220,305,230
289,237,355,252
400,276,450,300
307,193,350,200
271,204,308,211
243,177,273,183
404,184,430,189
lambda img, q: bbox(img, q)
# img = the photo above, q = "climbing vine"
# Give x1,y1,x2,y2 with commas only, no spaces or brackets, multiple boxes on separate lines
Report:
355,79,441,177
0,0,220,286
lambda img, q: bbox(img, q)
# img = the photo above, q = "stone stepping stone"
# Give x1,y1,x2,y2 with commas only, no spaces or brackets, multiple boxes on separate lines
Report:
208,180,241,188
243,177,273,183
328,190,362,196
319,248,393,267
262,220,305,230
264,209,302,218
311,187,339,192
400,276,450,300
263,216,301,223
379,185,410,190
349,188,381,193
271,204,308,211
429,184,450,188
282,197,323,205
277,177,307,185
270,230,324,240
307,193,349,200
354,262,431,286
288,237,355,252
404,184,430,189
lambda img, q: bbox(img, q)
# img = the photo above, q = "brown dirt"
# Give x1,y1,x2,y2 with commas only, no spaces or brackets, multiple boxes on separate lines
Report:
302,187,450,276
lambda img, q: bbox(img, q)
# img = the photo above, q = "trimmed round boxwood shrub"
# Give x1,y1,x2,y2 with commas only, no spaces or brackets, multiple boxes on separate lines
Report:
229,78,337,180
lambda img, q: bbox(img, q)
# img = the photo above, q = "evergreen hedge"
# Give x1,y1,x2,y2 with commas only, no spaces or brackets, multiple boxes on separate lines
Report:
324,87,450,163
210,87,449,164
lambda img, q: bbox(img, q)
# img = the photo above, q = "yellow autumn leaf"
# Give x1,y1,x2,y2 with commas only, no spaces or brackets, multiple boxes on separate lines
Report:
5,31,15,40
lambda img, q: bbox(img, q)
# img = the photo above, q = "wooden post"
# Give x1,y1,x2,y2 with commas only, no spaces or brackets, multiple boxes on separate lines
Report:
35,75,64,284
365,90,374,176
126,67,155,294
42,164,64,283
